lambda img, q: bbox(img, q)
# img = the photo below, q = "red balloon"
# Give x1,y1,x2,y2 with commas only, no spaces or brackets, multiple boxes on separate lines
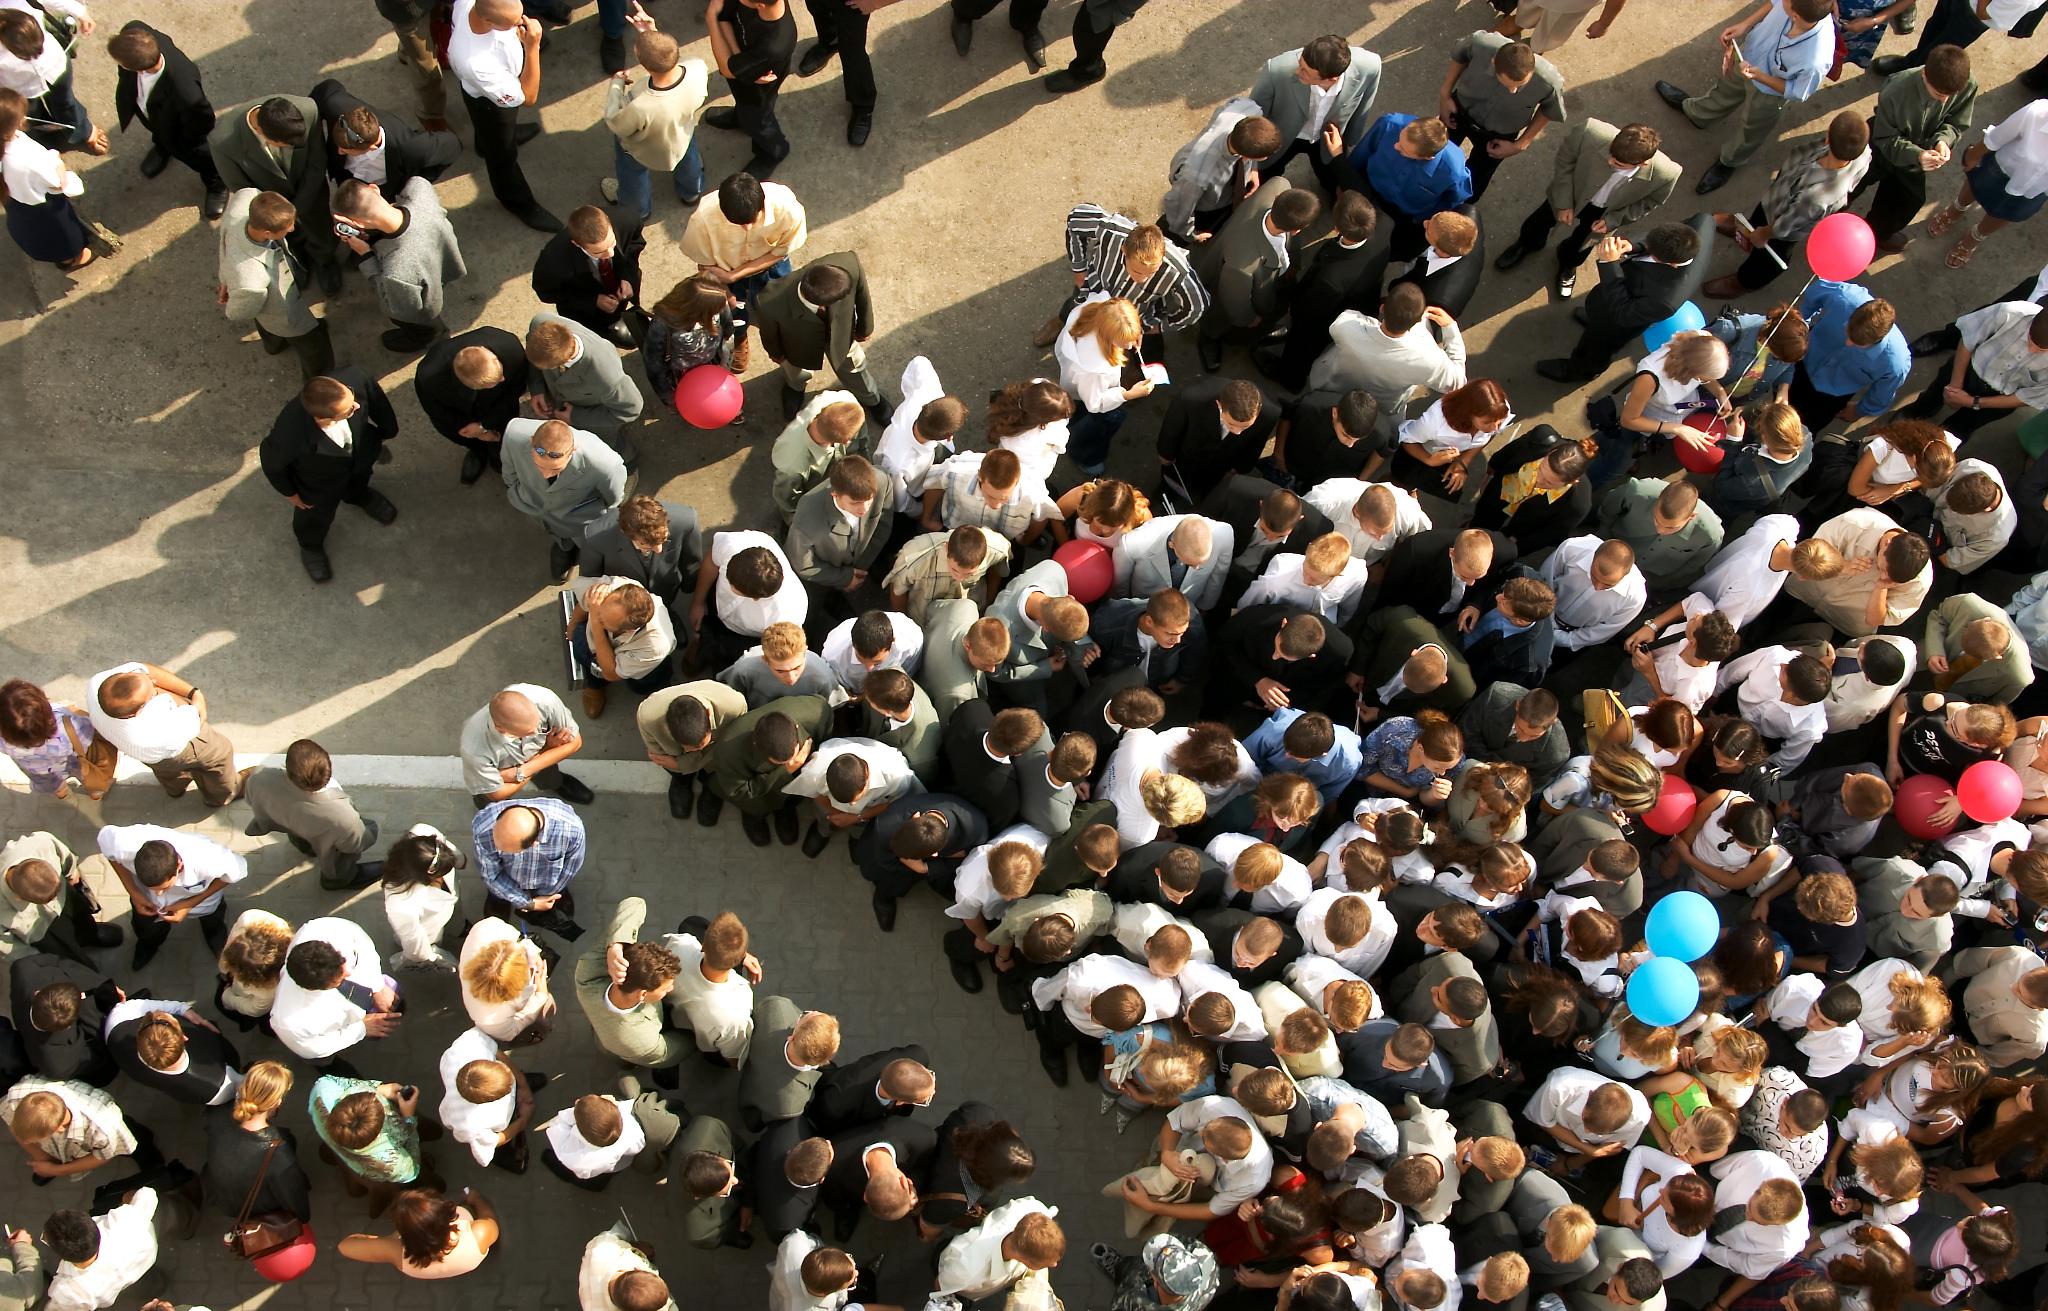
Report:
1641,772,1699,836
250,1225,318,1282
1675,412,1728,475
1957,760,2023,823
1053,538,1115,604
674,364,743,429
1807,212,1877,282
1894,773,1958,840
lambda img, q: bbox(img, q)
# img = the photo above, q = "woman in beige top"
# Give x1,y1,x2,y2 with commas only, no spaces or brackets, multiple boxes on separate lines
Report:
458,918,556,1044
216,909,295,1027
340,1187,499,1279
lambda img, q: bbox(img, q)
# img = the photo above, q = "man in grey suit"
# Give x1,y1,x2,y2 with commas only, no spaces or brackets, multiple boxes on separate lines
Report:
675,1114,746,1249
1855,857,1956,972
739,995,840,1132
1456,681,1571,788
1494,117,1682,299
1447,1100,1520,1228
215,188,333,382
1389,951,1500,1087
582,495,703,614
1192,179,1322,372
503,418,629,581
242,739,379,890
918,599,1009,720
754,253,886,424
1567,1234,1667,1311
331,178,467,353
785,456,888,607
207,96,340,291
1113,514,1232,613
1526,814,1642,917
984,559,1096,714
526,312,645,449
1248,36,1382,191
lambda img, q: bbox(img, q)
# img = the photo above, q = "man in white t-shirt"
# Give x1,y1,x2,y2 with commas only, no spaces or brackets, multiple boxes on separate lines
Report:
447,0,560,231
85,660,238,807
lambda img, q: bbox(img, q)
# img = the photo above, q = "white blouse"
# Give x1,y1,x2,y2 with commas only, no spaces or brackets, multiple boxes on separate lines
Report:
1053,293,1128,415
1397,398,1501,456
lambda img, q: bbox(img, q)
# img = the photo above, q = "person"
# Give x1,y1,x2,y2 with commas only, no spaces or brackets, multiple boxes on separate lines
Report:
1093,1233,1220,1311
1343,113,1473,262
206,95,338,290
215,188,334,382
1309,282,1467,414
1256,195,1380,393
707,696,835,848
1500,0,1630,52
501,418,629,582
1157,378,1279,506
948,0,1051,67
270,916,402,1061
339,1185,501,1278
0,1,100,152
1039,204,1208,352
884,528,1008,625
1597,479,1723,601
1439,31,1566,201
1922,595,2032,702
1386,210,1484,320
600,24,707,222
1905,299,2048,441
1247,36,1382,193
447,0,560,231
369,0,450,131
1586,330,1731,488
689,530,810,672
770,395,864,520
98,822,247,975
331,176,466,353
1055,294,1153,477
1389,377,1511,500
259,370,401,583
0,681,108,803
701,0,796,179
786,457,888,603
580,1221,674,1308
201,1061,312,1225
1872,0,2044,74
1043,0,1152,96
242,738,380,891
681,172,807,370
473,797,586,941
12,953,120,1082
40,1188,168,1311
1782,281,1909,434
459,683,592,809
643,275,740,417
756,254,886,423
415,327,529,484
567,576,677,716
1858,44,1976,252
84,660,235,807
0,89,100,273
1653,0,1838,195
532,206,646,351
1536,221,1701,382
583,495,703,619
1924,97,2048,270
525,312,645,444
103,21,225,218
1701,112,1870,297
1160,99,1281,243
377,827,462,972
1193,179,1322,374
307,78,459,197
1497,119,1680,300
935,1199,1065,1300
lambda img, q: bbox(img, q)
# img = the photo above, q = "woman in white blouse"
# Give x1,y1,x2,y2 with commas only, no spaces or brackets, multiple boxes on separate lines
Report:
1609,332,1732,466
1054,294,1152,477
458,918,557,1045
0,88,96,270
1846,418,1957,510
381,824,465,970
1390,377,1510,497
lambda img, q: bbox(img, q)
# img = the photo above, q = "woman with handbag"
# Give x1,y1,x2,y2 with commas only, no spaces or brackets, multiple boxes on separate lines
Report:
0,678,113,800
204,1062,312,1227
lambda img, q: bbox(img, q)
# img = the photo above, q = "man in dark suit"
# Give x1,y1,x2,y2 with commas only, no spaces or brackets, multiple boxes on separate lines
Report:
1469,426,1595,557
308,77,459,197
259,369,399,583
1091,592,1207,692
819,1118,936,1240
755,253,886,423
105,21,225,218
531,205,647,350
207,95,340,291
807,1043,934,1134
1210,605,1353,719
414,326,530,484
1192,179,1321,372
1370,525,1515,630
1108,842,1228,911
1157,376,1279,505
106,1006,241,1107
1201,476,1336,610
1537,220,1704,382
751,1116,826,1240
1459,571,1558,690
940,702,1049,832
1044,0,1152,95
1349,607,1477,719
9,955,120,1086
1056,674,1164,764
1526,815,1642,917
1386,208,1485,320
855,794,988,931
1191,908,1302,987
1458,682,1571,790
582,494,703,613
1257,190,1381,392
1388,952,1501,1087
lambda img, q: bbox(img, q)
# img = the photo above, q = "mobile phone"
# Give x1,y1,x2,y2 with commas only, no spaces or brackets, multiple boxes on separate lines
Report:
399,1084,418,1101
334,219,364,239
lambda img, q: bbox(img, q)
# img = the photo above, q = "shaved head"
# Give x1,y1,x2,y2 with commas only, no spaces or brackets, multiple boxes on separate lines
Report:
1170,518,1213,566
489,690,540,736
492,805,543,852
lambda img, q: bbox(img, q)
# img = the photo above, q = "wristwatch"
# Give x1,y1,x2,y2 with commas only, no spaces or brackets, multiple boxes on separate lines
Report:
514,767,529,784
1970,397,1981,410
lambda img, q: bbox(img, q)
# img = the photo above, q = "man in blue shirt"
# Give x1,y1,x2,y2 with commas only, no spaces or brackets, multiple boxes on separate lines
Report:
1785,280,1910,433
1243,706,1362,805
1653,0,1837,194
1341,112,1472,262
474,795,588,942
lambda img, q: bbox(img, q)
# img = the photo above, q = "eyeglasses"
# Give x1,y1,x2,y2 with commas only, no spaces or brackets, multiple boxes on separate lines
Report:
532,447,571,459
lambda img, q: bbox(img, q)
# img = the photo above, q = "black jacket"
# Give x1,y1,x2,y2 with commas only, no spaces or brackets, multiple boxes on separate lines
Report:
1190,907,1302,987
580,503,703,607
1090,598,1208,687
112,23,214,156
202,1112,312,1220
819,1118,937,1215
1469,426,1593,557
259,366,397,500
1584,256,1689,341
1157,377,1281,504
109,1011,240,1106
808,1044,933,1136
751,1115,823,1239
8,956,117,1085
415,327,529,440
1215,604,1354,708
309,78,458,194
940,702,1021,830
1106,842,1228,911
1386,213,1487,320
1370,525,1516,630
531,220,648,332
1280,390,1388,488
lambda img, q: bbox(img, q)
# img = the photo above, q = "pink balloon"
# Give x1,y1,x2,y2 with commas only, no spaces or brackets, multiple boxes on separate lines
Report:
1052,538,1115,604
1957,760,2023,823
1641,772,1698,836
1806,212,1877,282
1894,774,1958,840
250,1225,318,1282
674,364,743,429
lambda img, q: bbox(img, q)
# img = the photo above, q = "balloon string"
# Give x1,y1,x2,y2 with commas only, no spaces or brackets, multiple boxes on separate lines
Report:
1743,272,1818,401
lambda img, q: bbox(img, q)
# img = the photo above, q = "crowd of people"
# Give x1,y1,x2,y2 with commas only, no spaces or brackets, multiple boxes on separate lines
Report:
6,0,2048,1308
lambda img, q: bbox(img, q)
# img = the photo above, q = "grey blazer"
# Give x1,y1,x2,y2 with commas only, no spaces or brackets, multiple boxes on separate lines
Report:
1016,751,1079,836
502,419,628,541
526,312,645,439
1192,178,1295,329
1390,951,1500,1086
786,481,888,589
1855,856,1952,971
1249,47,1381,157
217,187,319,337
739,995,826,1129
1116,514,1233,612
243,767,376,888
675,1114,739,1249
919,599,988,720
1546,118,1683,230
359,176,466,325
1449,1100,1517,1225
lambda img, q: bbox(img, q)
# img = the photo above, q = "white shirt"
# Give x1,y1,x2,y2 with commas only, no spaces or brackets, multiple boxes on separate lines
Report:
1110,902,1214,963
1175,960,1267,1041
1167,1096,1275,1213
999,417,1071,485
1620,1147,1709,1278
1286,953,1381,1019
1825,635,1916,732
1632,343,1712,425
84,662,201,763
1261,217,1293,274
1101,728,1169,850
664,932,754,1059
710,530,808,636
1398,398,1500,456
132,60,166,120
948,823,1054,922
936,1198,1059,1299
1303,478,1433,565
0,20,66,99
1541,535,1648,651
1689,513,1801,630
316,416,353,452
1054,292,1129,414
1639,594,1721,712
1589,162,1643,208
384,822,461,969
269,916,388,1060
458,918,551,1040
45,1188,158,1311
1716,645,1828,771
1238,551,1372,626
1706,1152,1808,1278
1298,78,1341,140
874,356,949,514
1031,953,1178,1036
1154,725,1261,810
1524,1067,1650,1148
770,1230,857,1311
821,611,925,689
548,1098,647,1181
439,1026,514,1166
1763,973,1862,1079
785,737,920,816
1389,1224,1462,1311
448,0,527,106
94,823,246,915
580,1225,671,1311
342,132,390,186
1206,832,1313,914
1318,799,1434,886
1867,429,1959,486
1982,99,2048,197
573,577,676,680
1295,885,1395,975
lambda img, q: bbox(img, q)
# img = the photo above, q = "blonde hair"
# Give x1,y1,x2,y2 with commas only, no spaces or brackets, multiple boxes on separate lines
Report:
463,937,534,1004
1660,330,1731,384
1140,772,1206,827
1546,1205,1597,1262
1303,532,1355,578
234,1061,295,1124
1231,844,1284,892
1070,297,1142,366
1888,971,1952,1035
760,621,806,661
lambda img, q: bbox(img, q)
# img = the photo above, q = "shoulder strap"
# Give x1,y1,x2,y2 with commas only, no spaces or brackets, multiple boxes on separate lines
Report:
235,1135,281,1228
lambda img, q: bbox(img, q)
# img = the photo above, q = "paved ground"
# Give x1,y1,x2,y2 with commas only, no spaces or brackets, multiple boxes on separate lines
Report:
3,0,2048,1306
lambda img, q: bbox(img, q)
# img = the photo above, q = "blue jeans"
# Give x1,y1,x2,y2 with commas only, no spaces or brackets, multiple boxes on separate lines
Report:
612,137,705,220
572,625,674,695
32,71,93,150
1068,406,1128,476
727,258,792,333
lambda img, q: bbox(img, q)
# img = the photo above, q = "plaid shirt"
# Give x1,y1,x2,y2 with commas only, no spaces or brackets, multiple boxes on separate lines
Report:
932,455,1059,543
473,796,585,908
1065,203,1209,333
882,528,1010,625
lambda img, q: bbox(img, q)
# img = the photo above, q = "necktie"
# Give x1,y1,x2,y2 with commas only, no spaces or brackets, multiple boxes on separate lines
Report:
597,255,616,291
1832,656,1861,678
1170,559,1189,589
1711,1204,1749,1238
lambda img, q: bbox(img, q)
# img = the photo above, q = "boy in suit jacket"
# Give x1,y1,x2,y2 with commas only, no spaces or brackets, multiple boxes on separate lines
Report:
583,495,703,612
1496,118,1681,299
105,22,224,217
1114,515,1232,613
532,206,647,349
309,78,459,196
415,327,530,484
215,188,334,383
809,1044,934,1135
1387,210,1485,320
1259,192,1383,391
1092,592,1207,692
1192,180,1322,372
208,96,339,291
258,370,400,582
241,739,380,889
526,312,646,446
1371,526,1514,629
331,177,467,353
785,457,888,600
755,254,885,423
1537,221,1704,382
739,996,839,1131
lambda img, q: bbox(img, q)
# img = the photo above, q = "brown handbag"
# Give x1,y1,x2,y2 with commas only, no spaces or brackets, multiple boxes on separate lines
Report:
222,1138,307,1261
62,716,117,796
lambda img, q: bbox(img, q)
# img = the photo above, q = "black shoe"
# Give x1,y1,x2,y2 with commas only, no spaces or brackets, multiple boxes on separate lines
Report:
381,326,435,353
375,445,394,465
865,400,893,430
1909,329,1955,358
847,111,872,147
603,320,639,352
951,15,972,53
743,812,772,847
514,121,542,145
335,860,383,890
202,184,228,221
139,146,168,179
1021,25,1046,71
600,33,627,73
797,41,837,77
301,549,333,583
2021,65,2048,96
723,1230,755,1251
1534,358,1581,383
1571,307,1591,328
1198,335,1224,373
741,154,783,180
801,824,830,858
1045,66,1102,94
317,264,343,294
1039,1046,1071,1086
701,106,739,131
1556,267,1579,298
871,891,897,931
355,490,398,525
1695,161,1734,195
1869,53,1911,77
774,807,800,845
514,205,565,234
553,772,595,806
549,541,577,581
667,772,695,819
950,958,984,993
781,385,806,421
260,333,291,356
1653,79,1692,113
460,449,488,484
1493,241,1530,271
697,788,724,826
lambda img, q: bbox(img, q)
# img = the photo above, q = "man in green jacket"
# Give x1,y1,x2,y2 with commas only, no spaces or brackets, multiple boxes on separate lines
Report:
1861,43,1975,251
705,695,833,848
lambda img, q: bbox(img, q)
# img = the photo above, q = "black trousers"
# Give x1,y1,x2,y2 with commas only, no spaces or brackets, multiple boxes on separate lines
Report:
731,80,790,172
1904,360,2005,440
1451,116,1516,201
1064,0,1129,79
132,901,230,964
1262,135,1345,194
292,473,379,551
951,0,1049,29
1859,155,1928,242
1517,199,1606,270
162,138,224,190
256,321,335,383
1787,361,1855,434
462,91,537,213
483,887,584,942
1734,205,1795,291
1900,0,1989,66
804,0,876,109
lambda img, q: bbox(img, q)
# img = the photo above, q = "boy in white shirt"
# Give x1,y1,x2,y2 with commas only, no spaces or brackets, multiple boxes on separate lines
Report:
664,911,761,1063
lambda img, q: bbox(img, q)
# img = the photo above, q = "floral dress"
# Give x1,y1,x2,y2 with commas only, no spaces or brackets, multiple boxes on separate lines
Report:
0,703,95,794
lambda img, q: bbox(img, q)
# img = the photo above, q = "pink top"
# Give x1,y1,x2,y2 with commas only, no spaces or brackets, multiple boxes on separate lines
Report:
405,1209,487,1280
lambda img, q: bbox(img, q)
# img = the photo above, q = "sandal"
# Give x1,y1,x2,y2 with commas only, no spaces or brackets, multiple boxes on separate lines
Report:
57,248,96,273
1945,228,1983,269
1927,203,1966,238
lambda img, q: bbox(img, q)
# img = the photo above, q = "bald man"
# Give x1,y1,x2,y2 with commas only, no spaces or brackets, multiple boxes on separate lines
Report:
473,796,587,940
459,683,593,808
1538,535,1646,652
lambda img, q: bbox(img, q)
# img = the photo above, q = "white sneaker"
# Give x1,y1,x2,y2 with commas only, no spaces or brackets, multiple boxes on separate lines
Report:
598,177,620,204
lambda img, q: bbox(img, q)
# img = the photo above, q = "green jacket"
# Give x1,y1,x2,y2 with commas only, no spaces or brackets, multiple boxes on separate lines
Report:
1869,67,1976,173
707,696,834,815
574,898,690,1070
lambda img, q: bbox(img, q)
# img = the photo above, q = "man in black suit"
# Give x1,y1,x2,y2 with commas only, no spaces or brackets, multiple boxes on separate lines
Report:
940,703,1049,832
1537,221,1703,382
1157,376,1279,506
1386,209,1485,320
9,955,120,1086
106,1006,241,1107
1191,908,1303,987
581,494,702,613
414,326,530,484
1209,605,1353,719
819,1118,936,1241
1469,426,1594,557
531,205,647,350
1090,591,1207,692
807,1044,934,1134
1458,571,1558,690
855,794,988,931
1107,842,1227,911
1257,190,1381,393
105,22,226,218
1370,525,1515,629
308,77,460,197
1199,476,1334,610
756,253,886,423
752,1117,828,1240
1349,608,1476,720
258,369,400,583
1057,676,1165,765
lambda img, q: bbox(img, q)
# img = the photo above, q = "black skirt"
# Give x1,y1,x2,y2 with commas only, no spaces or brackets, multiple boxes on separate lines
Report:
5,192,86,265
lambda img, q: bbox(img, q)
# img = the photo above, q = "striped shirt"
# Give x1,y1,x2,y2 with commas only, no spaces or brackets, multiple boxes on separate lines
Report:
472,797,585,907
930,453,1060,543
1064,203,1209,333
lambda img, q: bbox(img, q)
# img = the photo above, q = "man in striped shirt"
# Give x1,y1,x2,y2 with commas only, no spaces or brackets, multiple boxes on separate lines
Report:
1032,202,1208,348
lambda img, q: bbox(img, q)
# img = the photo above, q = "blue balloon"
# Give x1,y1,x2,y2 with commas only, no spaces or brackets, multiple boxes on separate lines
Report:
1627,957,1702,1028
1640,301,1708,353
1645,891,1720,963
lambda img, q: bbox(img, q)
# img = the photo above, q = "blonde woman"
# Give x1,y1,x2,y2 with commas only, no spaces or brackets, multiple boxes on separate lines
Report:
1053,293,1151,476
203,1061,312,1222
216,909,295,1030
458,918,556,1047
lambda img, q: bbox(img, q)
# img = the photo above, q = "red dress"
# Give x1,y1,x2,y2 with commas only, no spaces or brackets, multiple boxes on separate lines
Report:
1200,1168,1329,1268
